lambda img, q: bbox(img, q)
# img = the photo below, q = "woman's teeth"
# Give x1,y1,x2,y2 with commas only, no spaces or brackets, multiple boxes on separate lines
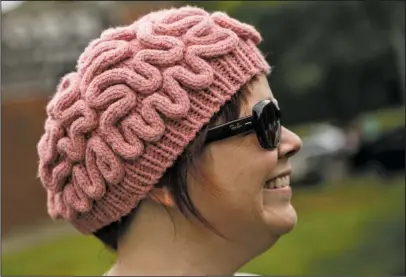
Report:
264,175,290,189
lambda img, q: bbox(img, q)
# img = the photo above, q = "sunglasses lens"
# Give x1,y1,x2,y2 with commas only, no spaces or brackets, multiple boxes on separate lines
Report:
253,100,281,149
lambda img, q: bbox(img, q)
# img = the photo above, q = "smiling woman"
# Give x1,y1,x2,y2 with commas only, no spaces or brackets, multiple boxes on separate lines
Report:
36,6,302,276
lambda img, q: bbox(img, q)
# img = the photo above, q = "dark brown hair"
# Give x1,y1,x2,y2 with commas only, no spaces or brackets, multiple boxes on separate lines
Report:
94,79,254,251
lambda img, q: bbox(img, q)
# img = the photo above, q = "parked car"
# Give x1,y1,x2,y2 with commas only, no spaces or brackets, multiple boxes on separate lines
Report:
290,123,347,187
290,142,332,186
349,126,405,177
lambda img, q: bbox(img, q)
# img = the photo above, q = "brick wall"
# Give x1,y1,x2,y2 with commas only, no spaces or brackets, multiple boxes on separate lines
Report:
2,97,52,236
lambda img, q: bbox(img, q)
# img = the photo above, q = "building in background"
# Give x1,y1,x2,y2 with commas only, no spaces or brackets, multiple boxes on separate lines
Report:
2,1,177,99
1,0,176,236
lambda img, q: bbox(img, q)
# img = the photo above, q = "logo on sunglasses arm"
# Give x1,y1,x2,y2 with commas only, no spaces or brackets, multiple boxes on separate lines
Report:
229,123,243,131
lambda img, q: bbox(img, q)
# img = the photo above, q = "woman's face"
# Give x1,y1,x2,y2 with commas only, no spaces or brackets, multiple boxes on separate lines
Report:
188,74,302,250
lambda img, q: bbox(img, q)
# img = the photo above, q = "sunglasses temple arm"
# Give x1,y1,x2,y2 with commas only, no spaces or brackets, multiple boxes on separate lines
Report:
205,116,254,144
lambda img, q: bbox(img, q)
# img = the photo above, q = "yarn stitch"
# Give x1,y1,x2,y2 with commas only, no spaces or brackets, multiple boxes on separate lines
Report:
37,6,270,234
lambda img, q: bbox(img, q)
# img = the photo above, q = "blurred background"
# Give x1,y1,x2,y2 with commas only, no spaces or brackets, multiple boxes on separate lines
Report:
1,1,405,276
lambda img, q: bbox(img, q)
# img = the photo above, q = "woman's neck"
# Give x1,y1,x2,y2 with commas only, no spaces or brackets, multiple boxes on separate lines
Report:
107,200,259,276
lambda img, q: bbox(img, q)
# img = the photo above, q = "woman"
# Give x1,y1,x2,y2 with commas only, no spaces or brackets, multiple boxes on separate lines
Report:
37,6,302,276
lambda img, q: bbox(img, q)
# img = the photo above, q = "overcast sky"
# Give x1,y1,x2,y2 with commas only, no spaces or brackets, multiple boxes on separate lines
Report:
1,1,24,13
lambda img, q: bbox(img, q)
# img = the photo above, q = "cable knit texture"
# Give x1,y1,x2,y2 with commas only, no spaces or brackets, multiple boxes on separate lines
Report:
37,6,270,234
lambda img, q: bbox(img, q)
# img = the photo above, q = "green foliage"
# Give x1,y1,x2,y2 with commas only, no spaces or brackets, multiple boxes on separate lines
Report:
2,177,404,276
185,0,286,13
289,106,404,138
185,1,405,125
361,106,405,132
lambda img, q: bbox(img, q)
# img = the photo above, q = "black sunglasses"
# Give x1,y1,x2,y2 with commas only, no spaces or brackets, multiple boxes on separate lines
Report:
205,99,282,150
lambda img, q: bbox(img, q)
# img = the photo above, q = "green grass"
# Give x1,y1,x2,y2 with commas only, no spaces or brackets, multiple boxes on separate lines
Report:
2,176,404,276
1,234,115,276
240,176,405,276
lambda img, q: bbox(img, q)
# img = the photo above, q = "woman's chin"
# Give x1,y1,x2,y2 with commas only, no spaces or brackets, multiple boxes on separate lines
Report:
262,204,298,236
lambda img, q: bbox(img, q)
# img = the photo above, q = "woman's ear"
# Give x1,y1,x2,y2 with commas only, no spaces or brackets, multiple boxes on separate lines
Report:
147,187,175,208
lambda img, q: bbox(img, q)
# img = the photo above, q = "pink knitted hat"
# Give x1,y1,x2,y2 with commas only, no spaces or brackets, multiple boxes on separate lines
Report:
37,6,270,234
